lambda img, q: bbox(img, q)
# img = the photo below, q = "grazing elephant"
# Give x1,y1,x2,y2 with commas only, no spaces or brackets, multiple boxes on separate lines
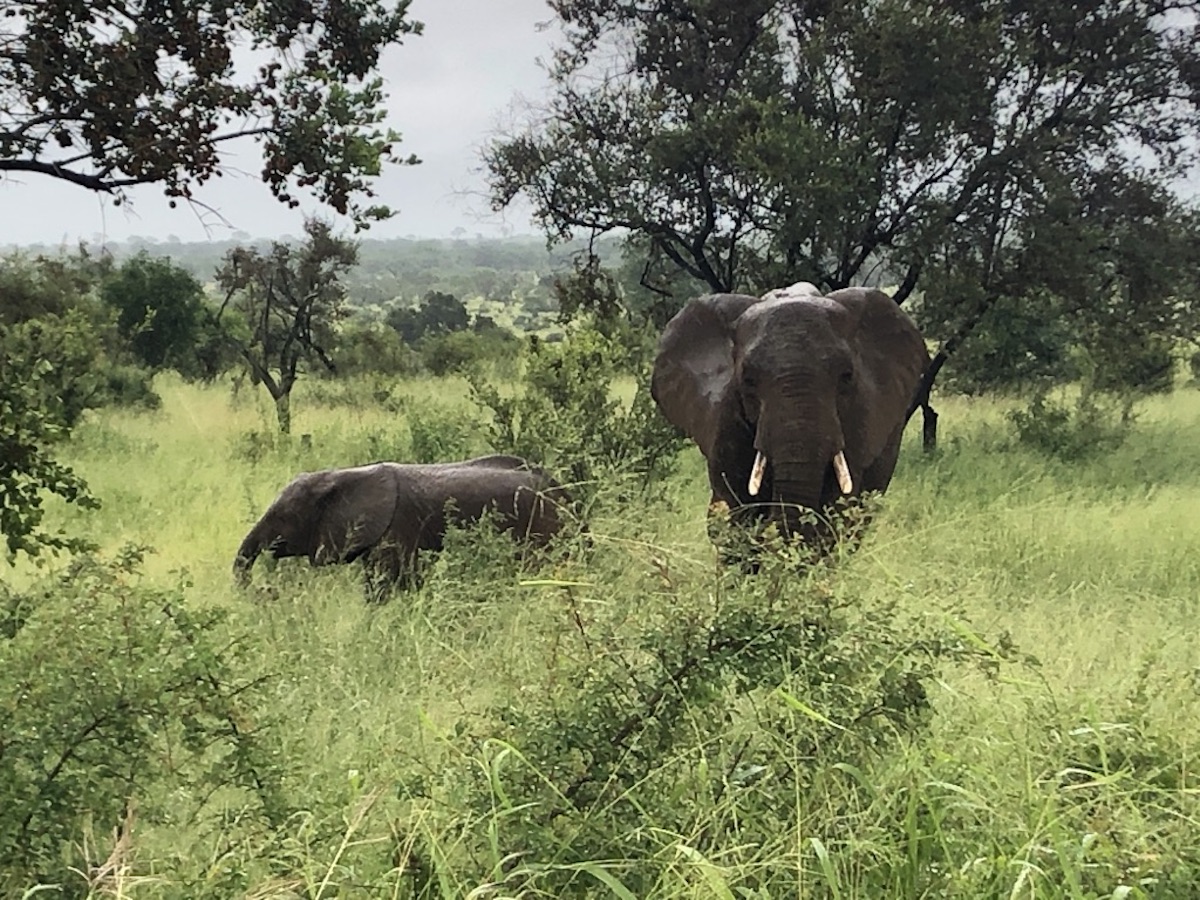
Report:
651,282,929,551
234,455,576,593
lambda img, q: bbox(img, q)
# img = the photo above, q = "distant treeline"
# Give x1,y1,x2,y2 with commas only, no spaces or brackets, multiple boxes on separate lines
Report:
3,234,626,310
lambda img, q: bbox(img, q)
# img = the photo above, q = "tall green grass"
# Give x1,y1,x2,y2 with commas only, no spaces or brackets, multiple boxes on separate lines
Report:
5,375,1200,898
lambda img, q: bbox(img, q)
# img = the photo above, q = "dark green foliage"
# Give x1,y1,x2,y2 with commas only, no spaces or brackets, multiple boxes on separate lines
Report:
101,252,216,377
1082,331,1177,397
468,325,687,504
0,248,111,326
930,291,1077,395
405,398,485,463
0,251,162,559
0,547,283,893
0,353,99,559
418,328,522,377
387,290,471,343
1,0,420,228
383,290,525,376
3,309,158,429
329,320,422,378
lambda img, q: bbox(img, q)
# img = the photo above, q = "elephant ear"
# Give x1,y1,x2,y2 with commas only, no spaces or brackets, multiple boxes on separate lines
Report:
313,464,398,564
652,293,762,458
825,287,930,460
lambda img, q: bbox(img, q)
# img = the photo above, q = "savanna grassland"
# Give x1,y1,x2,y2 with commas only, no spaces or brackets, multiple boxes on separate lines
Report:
5,372,1200,899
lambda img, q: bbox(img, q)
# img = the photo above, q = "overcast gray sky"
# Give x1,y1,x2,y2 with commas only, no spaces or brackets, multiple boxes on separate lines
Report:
0,0,556,247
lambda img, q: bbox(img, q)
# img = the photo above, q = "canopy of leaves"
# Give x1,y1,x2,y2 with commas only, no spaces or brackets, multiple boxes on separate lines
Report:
487,0,1200,304
0,0,422,228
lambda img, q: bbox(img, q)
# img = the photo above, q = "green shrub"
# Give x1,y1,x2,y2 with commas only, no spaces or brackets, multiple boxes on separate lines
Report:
0,547,283,894
0,353,100,559
1008,389,1134,461
331,320,423,379
407,540,1006,897
468,324,687,505
1078,332,1176,395
419,328,521,378
405,397,485,463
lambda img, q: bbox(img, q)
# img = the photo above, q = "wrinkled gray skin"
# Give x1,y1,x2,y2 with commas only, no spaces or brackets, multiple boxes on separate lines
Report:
651,285,929,550
234,455,574,592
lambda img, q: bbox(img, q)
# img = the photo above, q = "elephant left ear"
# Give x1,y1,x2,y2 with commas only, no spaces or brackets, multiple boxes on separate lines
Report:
314,464,398,563
652,293,761,459
826,287,931,456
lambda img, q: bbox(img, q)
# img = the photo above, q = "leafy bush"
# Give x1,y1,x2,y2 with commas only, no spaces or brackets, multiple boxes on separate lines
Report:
405,397,485,463
419,328,521,378
100,251,211,376
468,324,687,504
1008,389,1134,461
3,309,159,427
1078,331,1176,396
0,547,283,894
330,320,422,379
407,540,1006,897
0,354,99,559
935,290,1077,394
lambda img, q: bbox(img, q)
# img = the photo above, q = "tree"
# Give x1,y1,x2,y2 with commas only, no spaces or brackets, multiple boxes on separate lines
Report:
0,0,422,229
101,253,207,374
216,218,358,433
386,290,471,343
486,0,1200,436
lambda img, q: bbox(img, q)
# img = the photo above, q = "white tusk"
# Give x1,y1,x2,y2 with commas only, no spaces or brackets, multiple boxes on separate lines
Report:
748,451,768,496
833,451,853,494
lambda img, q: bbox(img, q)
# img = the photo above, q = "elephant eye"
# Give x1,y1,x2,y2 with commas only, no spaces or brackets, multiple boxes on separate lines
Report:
839,369,854,389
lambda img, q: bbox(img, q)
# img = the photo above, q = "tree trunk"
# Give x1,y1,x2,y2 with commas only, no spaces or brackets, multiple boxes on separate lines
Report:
274,391,291,435
905,289,1004,453
922,402,938,453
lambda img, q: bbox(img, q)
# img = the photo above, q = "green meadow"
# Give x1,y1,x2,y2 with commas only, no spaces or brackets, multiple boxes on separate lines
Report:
5,374,1200,898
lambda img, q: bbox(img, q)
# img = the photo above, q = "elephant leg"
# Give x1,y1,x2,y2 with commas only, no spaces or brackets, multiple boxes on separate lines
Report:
360,553,390,605
361,542,408,604
397,548,429,591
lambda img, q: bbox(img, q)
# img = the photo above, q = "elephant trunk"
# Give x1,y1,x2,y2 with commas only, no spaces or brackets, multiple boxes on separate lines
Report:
233,528,265,584
769,459,831,537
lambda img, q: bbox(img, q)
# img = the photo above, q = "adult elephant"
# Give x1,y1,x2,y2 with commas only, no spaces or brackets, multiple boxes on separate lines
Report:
234,455,577,594
651,282,929,551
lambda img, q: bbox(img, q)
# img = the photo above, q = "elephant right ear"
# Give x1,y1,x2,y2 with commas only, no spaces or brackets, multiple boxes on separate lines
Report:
651,293,761,458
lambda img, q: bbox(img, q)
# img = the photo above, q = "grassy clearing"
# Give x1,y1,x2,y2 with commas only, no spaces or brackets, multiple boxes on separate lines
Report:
5,376,1200,897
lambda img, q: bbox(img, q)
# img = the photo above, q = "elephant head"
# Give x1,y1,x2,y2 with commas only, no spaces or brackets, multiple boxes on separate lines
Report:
233,464,398,582
651,283,929,543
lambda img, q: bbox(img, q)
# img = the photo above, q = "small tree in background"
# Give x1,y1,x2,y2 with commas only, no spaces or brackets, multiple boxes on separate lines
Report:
216,219,359,434
386,290,472,343
101,252,218,377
